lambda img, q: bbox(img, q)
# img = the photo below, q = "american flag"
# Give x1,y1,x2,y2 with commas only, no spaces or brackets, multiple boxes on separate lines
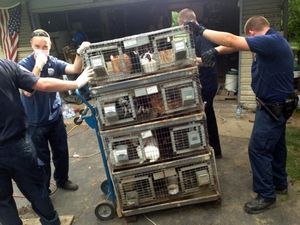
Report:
0,3,21,61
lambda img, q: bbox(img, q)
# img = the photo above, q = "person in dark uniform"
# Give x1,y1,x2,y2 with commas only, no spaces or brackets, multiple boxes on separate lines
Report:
178,8,222,158
0,59,93,225
189,16,298,214
19,29,90,193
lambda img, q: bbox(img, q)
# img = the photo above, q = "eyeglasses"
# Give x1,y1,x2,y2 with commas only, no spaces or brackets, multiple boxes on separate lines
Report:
31,30,50,38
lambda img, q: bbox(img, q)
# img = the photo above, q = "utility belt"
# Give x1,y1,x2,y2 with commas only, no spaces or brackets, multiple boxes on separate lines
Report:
256,93,299,121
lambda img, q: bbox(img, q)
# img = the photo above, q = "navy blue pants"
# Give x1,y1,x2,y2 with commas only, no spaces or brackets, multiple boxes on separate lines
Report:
248,108,288,199
202,86,222,156
28,116,69,189
0,135,60,225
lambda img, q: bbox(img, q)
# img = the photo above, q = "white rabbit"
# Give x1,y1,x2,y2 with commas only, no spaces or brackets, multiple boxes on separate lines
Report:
136,137,160,163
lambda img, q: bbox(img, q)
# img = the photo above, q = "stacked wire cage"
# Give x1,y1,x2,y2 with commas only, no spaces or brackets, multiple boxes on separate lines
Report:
83,25,221,219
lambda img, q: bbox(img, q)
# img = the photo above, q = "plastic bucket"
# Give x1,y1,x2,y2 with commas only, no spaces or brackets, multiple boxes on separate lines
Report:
225,73,238,92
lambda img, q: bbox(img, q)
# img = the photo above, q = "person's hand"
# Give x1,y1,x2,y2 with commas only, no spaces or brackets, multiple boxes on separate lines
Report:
75,67,94,88
201,48,219,67
76,41,91,55
22,90,33,97
184,21,206,36
35,52,48,70
195,57,203,66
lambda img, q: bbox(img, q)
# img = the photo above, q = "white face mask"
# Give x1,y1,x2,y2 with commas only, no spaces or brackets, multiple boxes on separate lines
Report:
34,49,50,57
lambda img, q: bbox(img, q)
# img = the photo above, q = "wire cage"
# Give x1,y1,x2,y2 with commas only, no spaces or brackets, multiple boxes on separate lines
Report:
82,25,196,85
101,113,208,170
91,67,202,129
112,151,220,215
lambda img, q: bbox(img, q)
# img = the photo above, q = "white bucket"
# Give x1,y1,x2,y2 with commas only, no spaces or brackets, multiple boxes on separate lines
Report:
225,74,238,92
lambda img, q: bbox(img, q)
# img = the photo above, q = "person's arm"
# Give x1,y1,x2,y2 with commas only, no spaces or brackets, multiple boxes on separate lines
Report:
64,41,91,74
32,52,48,76
215,46,238,54
22,53,48,96
198,45,238,67
203,30,250,51
31,67,93,92
64,54,83,74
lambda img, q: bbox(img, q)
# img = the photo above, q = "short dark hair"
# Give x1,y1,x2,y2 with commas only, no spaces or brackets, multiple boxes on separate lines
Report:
178,8,197,25
31,29,50,39
244,16,270,34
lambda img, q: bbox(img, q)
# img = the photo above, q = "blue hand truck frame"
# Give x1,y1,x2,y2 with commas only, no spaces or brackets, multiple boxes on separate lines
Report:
75,89,117,221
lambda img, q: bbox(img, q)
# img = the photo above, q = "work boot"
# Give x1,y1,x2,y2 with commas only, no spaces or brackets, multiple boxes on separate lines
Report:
275,187,288,195
244,195,276,214
57,180,79,191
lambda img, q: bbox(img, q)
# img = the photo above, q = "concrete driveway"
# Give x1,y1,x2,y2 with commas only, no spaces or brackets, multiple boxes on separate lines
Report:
17,101,300,225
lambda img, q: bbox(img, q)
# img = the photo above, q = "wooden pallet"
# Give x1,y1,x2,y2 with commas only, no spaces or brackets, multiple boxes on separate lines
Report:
22,215,74,225
215,89,237,100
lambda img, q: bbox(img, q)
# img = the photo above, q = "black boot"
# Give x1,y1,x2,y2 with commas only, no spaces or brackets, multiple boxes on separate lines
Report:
244,195,275,214
57,180,78,191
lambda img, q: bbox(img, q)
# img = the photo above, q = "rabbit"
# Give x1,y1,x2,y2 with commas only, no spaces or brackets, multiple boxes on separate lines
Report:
110,54,132,73
136,137,160,163
150,93,165,116
117,97,132,118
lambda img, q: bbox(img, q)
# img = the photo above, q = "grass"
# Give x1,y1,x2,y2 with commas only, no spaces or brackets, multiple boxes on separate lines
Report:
286,109,300,181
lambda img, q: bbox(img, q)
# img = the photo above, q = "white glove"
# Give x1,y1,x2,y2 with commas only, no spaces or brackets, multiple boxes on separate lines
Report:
75,67,94,88
35,52,48,70
76,41,91,55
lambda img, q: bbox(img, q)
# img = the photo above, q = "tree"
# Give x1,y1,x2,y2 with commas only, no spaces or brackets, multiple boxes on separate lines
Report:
289,0,300,46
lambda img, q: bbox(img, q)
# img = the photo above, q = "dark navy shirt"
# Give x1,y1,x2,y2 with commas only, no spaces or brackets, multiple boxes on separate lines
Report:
195,35,218,91
245,29,294,103
0,59,39,142
19,54,68,126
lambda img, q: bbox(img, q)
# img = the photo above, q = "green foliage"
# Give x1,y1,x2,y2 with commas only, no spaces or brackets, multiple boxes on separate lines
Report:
171,11,179,27
289,0,300,44
286,112,300,181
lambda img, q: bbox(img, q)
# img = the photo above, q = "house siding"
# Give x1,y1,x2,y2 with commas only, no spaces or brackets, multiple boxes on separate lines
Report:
17,0,32,61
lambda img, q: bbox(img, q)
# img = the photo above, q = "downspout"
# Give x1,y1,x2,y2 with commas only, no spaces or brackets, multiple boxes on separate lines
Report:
281,0,288,39
238,0,243,105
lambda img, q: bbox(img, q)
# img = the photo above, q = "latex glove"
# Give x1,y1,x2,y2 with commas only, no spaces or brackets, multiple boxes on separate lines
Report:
76,41,91,55
35,52,48,70
184,21,206,36
75,67,94,88
201,48,219,67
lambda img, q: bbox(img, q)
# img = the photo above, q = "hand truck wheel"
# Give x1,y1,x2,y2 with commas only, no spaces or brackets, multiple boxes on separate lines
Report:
73,117,83,125
100,179,110,196
79,107,89,116
95,200,116,220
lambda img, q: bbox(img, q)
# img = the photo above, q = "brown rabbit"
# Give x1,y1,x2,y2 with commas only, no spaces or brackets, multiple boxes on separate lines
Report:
150,93,165,116
110,54,132,73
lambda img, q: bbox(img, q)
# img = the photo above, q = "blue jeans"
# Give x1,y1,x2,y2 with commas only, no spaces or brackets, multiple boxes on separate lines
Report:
28,116,69,189
248,108,288,199
0,135,60,225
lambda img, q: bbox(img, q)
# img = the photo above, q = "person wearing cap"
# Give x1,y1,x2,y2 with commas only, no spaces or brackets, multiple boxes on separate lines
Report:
18,29,91,193
0,59,93,225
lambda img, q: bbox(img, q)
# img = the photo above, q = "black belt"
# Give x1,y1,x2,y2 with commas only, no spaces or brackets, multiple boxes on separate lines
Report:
256,97,284,121
0,132,26,146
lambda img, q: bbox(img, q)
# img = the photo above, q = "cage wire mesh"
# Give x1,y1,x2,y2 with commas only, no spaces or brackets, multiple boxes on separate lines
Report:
113,152,218,210
91,67,202,129
82,25,196,85
101,113,208,170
